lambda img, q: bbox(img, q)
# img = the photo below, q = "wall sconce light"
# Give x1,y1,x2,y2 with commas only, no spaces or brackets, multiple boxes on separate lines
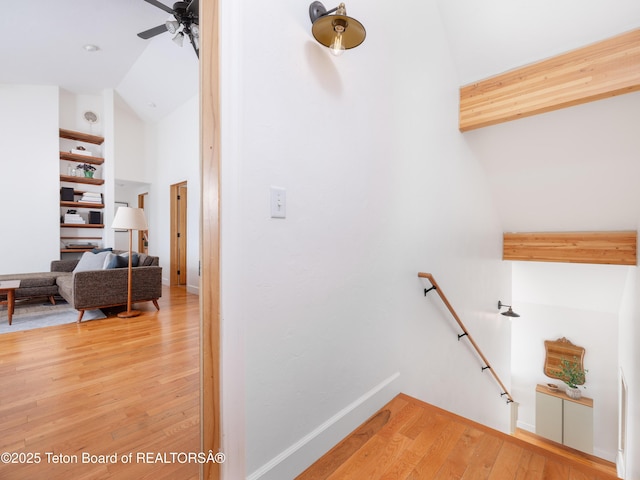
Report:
308,2,366,56
498,301,520,317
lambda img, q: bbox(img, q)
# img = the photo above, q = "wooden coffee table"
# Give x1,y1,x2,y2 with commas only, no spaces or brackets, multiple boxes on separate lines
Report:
0,280,20,325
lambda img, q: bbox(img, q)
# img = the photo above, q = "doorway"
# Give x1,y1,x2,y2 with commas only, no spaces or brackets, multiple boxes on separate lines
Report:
170,181,188,286
137,192,149,254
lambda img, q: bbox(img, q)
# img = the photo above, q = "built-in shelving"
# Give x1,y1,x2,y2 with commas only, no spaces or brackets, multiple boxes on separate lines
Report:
59,128,106,256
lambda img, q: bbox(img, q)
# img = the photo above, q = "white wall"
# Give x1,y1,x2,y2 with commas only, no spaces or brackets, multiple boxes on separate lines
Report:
619,267,639,479
464,92,640,233
0,85,59,274
511,262,626,461
220,1,511,478
144,96,200,292
114,94,148,183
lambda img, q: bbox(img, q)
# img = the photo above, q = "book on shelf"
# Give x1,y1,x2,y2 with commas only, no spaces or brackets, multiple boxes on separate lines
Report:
64,213,86,224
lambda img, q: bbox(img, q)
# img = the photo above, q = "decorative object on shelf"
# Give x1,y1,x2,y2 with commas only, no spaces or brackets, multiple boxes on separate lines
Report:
111,207,149,318
546,383,559,392
84,111,98,125
77,163,97,178
71,145,93,157
559,356,588,399
60,187,74,201
497,300,520,317
309,2,366,56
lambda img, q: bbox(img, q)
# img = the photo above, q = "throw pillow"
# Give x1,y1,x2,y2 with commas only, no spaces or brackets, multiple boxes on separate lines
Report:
103,252,139,269
73,251,112,272
91,247,113,254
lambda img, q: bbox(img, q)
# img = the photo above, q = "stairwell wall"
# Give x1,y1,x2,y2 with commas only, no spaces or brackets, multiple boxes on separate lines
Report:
219,0,511,478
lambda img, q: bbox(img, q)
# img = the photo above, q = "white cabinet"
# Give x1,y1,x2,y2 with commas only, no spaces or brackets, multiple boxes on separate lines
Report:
535,384,593,454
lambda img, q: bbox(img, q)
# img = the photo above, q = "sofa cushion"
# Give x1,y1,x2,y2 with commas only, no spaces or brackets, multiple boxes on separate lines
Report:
138,254,158,267
73,251,112,272
0,272,58,288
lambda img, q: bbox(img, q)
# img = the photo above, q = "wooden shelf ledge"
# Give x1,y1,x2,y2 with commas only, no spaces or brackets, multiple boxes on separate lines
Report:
503,231,637,265
60,224,104,228
60,201,104,209
60,175,104,186
59,151,104,165
59,128,104,145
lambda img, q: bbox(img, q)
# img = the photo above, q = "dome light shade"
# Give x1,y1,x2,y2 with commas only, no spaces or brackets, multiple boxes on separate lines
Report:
309,2,366,53
498,300,520,317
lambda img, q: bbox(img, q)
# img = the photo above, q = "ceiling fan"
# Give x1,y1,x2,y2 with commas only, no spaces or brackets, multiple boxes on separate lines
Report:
137,0,200,58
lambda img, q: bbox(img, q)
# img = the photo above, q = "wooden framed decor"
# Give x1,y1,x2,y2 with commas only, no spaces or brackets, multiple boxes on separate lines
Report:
544,337,585,384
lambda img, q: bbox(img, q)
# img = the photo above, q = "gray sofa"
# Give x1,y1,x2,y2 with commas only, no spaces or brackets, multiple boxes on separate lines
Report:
0,252,162,323
51,252,162,322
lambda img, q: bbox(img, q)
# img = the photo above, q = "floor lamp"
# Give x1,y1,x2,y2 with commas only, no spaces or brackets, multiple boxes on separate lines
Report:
112,207,148,318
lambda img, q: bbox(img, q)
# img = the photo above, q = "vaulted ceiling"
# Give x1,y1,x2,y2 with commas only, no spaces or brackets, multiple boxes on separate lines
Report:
0,0,198,122
2,1,639,231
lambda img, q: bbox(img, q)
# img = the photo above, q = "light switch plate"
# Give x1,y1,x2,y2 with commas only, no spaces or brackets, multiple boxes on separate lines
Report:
270,186,286,218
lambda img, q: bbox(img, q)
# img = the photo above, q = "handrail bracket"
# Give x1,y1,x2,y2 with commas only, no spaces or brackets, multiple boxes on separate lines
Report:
424,286,437,296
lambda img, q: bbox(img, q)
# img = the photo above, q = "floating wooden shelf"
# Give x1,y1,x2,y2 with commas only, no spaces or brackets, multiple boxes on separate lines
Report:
60,174,104,186
503,231,637,265
60,224,104,228
60,248,95,253
59,128,104,145
60,201,104,209
59,151,104,165
60,236,102,240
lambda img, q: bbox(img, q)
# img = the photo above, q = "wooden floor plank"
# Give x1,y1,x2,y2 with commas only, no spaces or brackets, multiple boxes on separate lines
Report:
300,394,620,480
0,286,200,480
487,441,526,480
406,420,467,480
296,409,391,480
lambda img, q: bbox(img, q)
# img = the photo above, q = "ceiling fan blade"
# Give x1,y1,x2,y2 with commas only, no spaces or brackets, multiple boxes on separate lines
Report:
143,0,174,14
137,24,169,39
187,0,199,17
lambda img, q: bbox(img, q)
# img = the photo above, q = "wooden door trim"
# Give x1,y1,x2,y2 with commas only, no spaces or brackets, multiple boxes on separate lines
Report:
200,0,221,477
170,181,188,286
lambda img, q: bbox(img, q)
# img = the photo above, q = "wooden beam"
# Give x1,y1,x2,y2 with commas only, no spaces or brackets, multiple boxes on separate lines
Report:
503,231,637,265
460,29,640,132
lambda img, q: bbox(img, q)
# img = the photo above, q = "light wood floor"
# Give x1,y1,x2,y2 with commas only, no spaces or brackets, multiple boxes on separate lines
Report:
0,286,200,480
297,393,619,480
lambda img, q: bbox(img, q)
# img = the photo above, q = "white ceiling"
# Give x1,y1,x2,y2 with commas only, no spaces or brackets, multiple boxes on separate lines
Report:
0,0,198,122
3,1,637,119
2,1,639,231
436,0,640,85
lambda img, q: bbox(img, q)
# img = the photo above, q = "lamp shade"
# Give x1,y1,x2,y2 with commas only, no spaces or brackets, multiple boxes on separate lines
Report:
112,207,148,231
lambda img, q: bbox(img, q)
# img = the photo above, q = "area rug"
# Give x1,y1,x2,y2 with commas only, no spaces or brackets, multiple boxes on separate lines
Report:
0,300,106,334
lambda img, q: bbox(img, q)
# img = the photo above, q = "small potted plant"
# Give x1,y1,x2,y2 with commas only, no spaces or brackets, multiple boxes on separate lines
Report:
77,163,97,178
559,356,587,399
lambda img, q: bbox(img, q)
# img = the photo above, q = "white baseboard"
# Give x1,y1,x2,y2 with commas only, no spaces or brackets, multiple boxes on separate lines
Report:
516,420,535,432
247,372,401,480
616,450,626,479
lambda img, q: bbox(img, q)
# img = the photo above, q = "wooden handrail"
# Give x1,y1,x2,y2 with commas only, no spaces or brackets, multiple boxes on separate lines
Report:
418,272,514,404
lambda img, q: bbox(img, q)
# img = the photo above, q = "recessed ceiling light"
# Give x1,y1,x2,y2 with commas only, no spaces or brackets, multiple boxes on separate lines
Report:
83,44,100,52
